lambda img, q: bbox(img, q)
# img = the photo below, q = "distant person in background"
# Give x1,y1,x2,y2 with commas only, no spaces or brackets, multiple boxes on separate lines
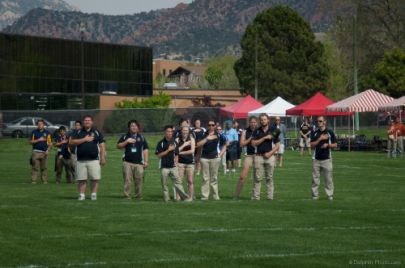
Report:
274,117,287,167
193,119,206,176
394,116,405,155
29,119,52,184
299,117,312,156
233,120,243,168
54,126,74,184
197,120,227,200
116,120,149,200
68,120,82,180
310,116,337,201
387,119,397,158
234,116,258,199
176,126,196,200
216,125,227,175
224,121,239,174
70,115,106,201
155,125,191,202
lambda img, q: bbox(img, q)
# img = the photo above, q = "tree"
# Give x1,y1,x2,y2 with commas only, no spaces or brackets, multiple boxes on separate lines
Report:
115,92,171,108
364,48,405,98
204,56,240,89
234,6,329,103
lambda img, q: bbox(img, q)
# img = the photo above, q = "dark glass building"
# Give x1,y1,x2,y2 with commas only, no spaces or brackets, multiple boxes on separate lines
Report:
0,33,153,110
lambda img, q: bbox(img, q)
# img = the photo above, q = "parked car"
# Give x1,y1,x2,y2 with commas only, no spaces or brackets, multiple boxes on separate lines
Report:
2,117,68,138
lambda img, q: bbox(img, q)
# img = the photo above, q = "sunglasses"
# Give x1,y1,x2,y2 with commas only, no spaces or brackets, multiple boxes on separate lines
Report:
208,124,215,126
318,120,324,123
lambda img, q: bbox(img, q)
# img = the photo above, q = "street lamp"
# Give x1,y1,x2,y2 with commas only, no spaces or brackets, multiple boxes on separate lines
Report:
80,22,86,109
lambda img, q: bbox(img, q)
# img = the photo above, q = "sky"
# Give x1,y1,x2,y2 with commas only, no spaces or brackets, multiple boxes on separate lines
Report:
64,0,194,15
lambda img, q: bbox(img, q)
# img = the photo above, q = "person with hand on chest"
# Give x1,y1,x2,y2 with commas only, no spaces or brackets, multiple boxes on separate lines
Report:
197,119,227,201
156,125,191,202
251,114,280,201
29,119,52,184
69,115,106,201
117,120,149,200
310,116,337,201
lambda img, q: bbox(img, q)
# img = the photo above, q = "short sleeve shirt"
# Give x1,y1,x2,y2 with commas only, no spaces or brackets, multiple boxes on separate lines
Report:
178,136,194,164
55,134,71,159
300,123,311,138
311,128,337,160
73,128,105,161
30,129,52,152
245,127,256,155
201,131,227,159
117,133,149,164
253,126,280,154
155,138,178,168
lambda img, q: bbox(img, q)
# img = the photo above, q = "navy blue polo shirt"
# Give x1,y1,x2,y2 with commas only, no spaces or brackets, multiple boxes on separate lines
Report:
73,128,105,161
253,126,280,154
178,136,194,164
245,127,256,155
55,134,71,159
193,128,206,142
201,131,227,159
117,133,148,164
30,129,52,152
311,128,336,160
155,138,179,168
300,123,311,138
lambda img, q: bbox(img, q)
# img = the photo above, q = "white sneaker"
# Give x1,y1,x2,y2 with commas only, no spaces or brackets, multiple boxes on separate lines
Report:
231,169,236,173
78,194,85,201
91,193,97,201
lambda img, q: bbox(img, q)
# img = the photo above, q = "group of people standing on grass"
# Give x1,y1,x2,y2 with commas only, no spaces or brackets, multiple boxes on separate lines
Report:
28,113,337,202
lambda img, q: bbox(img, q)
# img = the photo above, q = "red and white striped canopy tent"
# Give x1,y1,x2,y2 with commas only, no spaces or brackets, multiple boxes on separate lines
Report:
378,96,405,112
326,89,394,113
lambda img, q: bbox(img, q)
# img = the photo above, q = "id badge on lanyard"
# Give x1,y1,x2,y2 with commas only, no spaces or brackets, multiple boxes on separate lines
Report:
131,134,137,153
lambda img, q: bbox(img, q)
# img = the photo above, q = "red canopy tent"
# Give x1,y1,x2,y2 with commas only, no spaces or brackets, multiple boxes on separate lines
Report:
219,95,263,119
286,92,351,116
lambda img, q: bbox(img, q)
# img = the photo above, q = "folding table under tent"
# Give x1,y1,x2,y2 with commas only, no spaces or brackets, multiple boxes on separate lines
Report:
219,95,263,119
248,96,295,117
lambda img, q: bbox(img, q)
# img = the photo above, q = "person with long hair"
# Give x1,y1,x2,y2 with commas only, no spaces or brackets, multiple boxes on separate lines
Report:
193,119,206,175
234,116,258,199
176,126,196,200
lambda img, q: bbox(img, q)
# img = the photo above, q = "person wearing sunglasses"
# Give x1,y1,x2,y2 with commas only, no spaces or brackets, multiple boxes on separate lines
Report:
310,116,337,201
197,120,227,200
251,113,280,200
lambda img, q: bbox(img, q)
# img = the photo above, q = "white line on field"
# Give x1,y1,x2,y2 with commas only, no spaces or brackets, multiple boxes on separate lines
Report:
2,248,403,267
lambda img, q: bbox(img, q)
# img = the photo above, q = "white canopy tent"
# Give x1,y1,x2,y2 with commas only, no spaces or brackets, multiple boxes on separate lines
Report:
248,96,295,117
378,96,405,122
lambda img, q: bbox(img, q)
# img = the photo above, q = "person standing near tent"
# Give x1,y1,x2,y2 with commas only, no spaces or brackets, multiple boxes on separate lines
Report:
216,125,227,175
310,116,337,201
299,117,312,156
234,116,258,199
274,117,287,167
387,119,397,158
233,120,243,168
116,120,149,200
224,120,239,174
394,116,405,155
251,114,280,200
197,119,227,200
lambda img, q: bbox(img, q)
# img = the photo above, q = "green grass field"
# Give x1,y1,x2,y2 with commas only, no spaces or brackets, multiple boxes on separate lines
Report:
0,135,404,267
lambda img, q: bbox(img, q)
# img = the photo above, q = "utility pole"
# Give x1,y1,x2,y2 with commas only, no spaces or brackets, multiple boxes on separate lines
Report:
254,34,258,100
80,22,86,109
353,12,359,130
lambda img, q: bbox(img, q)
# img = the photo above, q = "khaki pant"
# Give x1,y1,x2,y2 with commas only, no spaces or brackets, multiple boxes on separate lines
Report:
31,151,48,183
160,167,188,201
312,159,334,198
253,155,276,200
200,158,221,200
123,161,144,199
55,155,74,183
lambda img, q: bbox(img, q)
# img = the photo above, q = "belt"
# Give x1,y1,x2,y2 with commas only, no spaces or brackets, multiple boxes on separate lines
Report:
255,153,267,156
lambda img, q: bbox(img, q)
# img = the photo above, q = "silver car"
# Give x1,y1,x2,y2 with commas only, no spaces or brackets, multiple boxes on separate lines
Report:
2,117,68,138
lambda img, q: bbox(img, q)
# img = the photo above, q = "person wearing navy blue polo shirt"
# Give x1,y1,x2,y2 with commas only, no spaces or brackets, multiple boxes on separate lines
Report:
70,115,106,201
310,116,337,201
29,119,52,184
117,120,149,200
197,119,227,200
156,125,190,202
54,126,74,184
251,114,280,200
